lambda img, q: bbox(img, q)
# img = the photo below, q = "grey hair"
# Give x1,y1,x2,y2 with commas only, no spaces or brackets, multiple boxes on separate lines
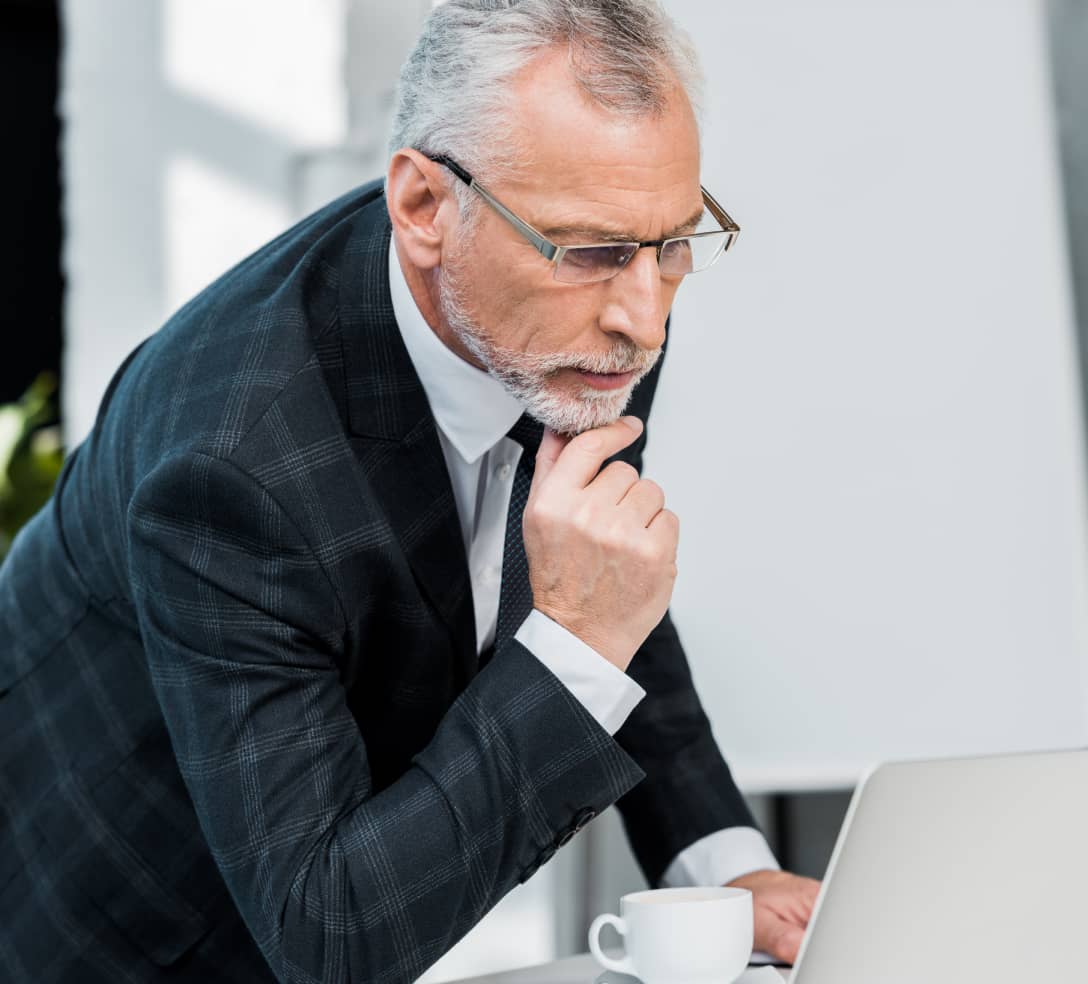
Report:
388,0,704,223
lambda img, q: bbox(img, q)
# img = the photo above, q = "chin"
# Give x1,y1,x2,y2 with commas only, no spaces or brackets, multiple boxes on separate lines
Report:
531,381,637,436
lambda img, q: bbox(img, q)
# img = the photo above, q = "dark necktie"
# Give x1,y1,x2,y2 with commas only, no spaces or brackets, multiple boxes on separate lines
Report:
479,412,544,668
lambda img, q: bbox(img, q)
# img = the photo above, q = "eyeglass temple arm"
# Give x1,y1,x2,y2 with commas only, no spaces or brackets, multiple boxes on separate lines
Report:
700,185,739,235
429,154,736,252
428,154,562,262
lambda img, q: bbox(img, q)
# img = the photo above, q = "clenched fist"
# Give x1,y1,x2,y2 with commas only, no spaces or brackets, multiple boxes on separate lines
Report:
523,415,678,671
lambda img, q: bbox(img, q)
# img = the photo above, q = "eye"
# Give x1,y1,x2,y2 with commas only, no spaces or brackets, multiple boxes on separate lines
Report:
563,245,636,269
660,238,695,275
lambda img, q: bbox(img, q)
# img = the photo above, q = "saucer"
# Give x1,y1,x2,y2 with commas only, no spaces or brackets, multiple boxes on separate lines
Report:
593,966,786,984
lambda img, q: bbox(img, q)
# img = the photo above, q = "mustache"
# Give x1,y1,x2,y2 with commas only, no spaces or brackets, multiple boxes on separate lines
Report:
492,340,663,378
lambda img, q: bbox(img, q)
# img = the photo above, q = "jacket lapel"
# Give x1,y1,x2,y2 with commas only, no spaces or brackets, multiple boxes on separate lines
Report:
335,190,477,676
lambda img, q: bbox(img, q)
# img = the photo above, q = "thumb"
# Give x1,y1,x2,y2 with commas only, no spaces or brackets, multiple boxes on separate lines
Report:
531,427,569,486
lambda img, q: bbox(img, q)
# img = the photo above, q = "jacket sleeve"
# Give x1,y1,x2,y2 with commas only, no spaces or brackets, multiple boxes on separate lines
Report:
612,612,757,886
127,450,644,984
606,323,761,887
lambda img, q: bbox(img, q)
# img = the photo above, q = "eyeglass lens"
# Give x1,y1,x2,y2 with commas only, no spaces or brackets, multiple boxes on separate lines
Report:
555,232,730,284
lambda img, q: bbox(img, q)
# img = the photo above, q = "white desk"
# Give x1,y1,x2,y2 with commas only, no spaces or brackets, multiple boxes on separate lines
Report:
449,953,789,984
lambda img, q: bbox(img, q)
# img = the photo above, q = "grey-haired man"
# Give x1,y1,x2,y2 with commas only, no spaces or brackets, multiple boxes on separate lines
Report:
0,2,818,981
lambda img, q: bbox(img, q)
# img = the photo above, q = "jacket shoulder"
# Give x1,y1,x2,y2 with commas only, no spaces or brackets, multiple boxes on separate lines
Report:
95,181,390,466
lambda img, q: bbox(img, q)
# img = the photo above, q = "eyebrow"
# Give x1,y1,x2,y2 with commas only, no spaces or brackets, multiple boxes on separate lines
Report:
538,204,707,244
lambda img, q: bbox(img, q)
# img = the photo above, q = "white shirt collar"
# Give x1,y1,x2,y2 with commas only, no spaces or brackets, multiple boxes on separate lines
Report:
388,238,524,465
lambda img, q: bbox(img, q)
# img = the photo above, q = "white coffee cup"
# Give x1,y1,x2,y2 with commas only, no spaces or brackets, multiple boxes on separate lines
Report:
588,886,753,984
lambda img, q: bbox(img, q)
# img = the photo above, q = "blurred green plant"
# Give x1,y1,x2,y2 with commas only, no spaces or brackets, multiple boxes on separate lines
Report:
0,372,65,562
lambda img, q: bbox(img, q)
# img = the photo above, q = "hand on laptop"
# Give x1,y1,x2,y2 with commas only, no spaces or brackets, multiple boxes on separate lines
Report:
726,869,821,965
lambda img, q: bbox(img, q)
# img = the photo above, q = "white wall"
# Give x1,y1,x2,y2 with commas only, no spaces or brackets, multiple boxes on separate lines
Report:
650,0,1088,790
61,0,347,445
61,0,439,445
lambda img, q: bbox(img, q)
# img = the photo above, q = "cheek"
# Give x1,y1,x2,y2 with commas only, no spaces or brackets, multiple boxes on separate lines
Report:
525,289,607,354
661,277,683,310
487,266,605,352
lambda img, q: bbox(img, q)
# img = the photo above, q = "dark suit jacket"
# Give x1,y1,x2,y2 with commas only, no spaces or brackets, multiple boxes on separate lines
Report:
0,180,757,983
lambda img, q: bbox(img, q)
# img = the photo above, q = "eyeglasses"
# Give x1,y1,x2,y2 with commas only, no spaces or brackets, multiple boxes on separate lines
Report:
426,153,740,285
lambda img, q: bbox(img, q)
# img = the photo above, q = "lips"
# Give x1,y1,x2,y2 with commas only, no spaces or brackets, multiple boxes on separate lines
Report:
575,369,637,391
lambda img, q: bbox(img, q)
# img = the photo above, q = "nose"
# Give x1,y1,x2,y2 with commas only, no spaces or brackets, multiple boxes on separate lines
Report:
596,246,668,351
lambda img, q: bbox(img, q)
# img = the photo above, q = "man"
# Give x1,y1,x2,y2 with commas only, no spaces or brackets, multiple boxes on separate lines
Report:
0,1,819,981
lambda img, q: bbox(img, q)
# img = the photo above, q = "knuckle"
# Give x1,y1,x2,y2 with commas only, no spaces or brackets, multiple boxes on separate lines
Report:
617,525,644,556
639,530,663,555
572,501,598,532
526,498,560,529
637,478,663,499
638,479,665,508
634,537,661,565
602,522,628,551
651,531,678,567
604,460,639,484
767,923,788,947
651,509,678,538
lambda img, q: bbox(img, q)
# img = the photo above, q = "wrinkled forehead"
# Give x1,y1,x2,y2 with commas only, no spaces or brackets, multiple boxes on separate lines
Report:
495,48,704,240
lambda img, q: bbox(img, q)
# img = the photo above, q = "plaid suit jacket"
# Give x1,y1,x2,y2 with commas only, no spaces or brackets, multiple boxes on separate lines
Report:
0,181,756,983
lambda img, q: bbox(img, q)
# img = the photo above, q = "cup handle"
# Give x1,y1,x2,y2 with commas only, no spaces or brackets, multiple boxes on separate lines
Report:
588,913,636,976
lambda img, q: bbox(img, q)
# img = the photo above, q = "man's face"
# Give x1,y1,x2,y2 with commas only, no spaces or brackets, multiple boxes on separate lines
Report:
438,47,704,435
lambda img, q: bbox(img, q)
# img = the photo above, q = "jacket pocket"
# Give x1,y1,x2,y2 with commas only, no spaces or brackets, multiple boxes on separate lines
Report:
34,772,212,967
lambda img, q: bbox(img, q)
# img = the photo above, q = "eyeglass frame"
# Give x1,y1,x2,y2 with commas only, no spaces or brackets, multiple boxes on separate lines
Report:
425,153,740,282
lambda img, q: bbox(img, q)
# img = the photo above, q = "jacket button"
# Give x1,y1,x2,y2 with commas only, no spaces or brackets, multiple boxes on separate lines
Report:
573,807,597,830
557,828,577,847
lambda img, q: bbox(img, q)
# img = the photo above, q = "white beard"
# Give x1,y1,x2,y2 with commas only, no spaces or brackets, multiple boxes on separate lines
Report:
437,257,662,435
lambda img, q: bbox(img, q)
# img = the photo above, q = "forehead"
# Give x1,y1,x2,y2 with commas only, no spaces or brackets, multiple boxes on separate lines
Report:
498,47,703,238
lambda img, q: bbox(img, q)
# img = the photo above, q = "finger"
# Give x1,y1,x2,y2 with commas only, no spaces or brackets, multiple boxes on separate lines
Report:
588,459,642,504
757,913,805,966
775,876,822,924
795,877,822,920
617,478,666,527
646,507,679,544
544,416,643,491
645,510,679,569
530,427,571,488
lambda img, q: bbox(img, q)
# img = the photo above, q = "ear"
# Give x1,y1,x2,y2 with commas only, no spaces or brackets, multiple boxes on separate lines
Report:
386,148,456,272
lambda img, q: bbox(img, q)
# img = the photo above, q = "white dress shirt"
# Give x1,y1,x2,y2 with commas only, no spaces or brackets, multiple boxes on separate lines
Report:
388,241,778,887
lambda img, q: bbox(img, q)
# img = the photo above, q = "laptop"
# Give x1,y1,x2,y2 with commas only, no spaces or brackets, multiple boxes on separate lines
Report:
789,747,1088,983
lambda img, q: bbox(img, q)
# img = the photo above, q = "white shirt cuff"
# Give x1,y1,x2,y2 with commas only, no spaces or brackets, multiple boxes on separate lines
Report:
660,827,781,888
514,609,646,735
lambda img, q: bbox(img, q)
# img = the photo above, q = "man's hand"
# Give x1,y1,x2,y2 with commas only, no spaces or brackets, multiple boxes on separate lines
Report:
726,869,822,966
524,416,678,671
